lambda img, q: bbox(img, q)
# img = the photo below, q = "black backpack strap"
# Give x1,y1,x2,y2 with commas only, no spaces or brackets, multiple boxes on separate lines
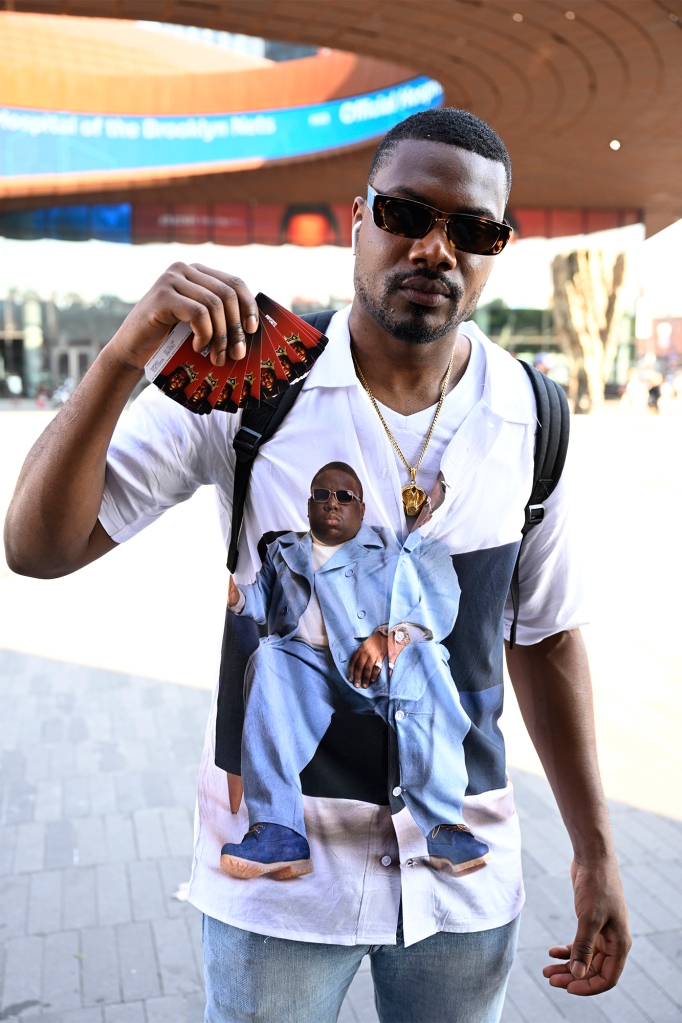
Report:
509,361,570,648
226,308,336,572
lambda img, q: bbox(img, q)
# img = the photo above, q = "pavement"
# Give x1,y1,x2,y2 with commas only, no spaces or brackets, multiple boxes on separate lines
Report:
1,404,681,1022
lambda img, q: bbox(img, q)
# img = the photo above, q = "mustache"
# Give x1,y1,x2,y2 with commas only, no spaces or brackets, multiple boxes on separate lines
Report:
385,269,462,303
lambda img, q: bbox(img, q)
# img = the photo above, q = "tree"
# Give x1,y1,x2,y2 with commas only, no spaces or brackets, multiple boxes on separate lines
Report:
552,251,627,413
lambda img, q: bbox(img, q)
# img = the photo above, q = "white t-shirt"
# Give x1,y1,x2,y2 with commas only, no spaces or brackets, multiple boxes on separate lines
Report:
289,534,346,646
99,304,588,947
375,331,486,503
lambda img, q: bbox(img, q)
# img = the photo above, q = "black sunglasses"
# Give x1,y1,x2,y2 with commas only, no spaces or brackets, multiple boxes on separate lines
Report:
367,185,512,256
310,488,361,504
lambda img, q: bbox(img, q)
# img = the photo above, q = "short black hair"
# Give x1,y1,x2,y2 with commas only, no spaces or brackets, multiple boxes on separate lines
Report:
369,107,512,195
311,462,363,500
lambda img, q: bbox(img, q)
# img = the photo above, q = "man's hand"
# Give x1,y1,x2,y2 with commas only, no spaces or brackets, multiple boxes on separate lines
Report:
227,575,241,609
543,858,631,995
506,630,631,997
348,633,388,688
109,262,258,371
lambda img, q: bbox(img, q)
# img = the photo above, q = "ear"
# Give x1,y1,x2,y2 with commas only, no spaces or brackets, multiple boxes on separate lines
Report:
360,502,365,519
351,197,365,256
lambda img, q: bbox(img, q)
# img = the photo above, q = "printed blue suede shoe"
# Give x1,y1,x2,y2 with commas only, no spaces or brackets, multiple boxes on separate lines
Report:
426,824,490,876
220,823,313,880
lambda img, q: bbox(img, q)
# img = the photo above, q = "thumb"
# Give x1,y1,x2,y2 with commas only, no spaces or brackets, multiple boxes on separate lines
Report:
570,915,600,979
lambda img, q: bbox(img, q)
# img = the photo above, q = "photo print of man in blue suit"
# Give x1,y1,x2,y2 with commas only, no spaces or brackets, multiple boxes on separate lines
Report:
221,462,490,881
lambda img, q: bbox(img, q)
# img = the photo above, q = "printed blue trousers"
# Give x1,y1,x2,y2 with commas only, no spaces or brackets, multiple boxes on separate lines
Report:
241,637,472,839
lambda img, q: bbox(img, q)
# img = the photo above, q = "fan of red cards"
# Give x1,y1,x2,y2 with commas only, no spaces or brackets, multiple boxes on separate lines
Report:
144,293,328,415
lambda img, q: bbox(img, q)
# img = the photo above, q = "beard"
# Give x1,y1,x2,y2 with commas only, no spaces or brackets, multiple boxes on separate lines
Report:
354,267,481,345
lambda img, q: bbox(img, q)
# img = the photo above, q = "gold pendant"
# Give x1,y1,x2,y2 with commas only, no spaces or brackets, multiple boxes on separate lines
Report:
401,481,427,517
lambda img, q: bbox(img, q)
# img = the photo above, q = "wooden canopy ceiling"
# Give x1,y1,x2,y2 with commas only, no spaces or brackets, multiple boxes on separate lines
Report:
8,0,682,235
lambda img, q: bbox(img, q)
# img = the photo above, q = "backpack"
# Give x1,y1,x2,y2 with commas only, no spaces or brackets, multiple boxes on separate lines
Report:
227,309,570,647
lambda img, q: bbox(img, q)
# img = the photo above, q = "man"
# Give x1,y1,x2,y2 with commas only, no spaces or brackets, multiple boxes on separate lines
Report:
4,108,630,1023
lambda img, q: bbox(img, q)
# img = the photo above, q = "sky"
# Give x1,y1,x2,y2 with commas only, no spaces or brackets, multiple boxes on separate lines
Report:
1,216,680,317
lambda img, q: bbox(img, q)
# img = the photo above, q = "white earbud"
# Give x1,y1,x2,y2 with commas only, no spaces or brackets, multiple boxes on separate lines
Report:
351,221,361,256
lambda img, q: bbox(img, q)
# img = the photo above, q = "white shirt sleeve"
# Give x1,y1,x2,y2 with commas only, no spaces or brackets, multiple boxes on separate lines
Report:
99,384,237,543
503,450,589,645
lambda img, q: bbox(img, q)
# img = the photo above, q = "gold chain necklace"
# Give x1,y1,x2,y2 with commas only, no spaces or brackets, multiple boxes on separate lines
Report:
352,344,457,517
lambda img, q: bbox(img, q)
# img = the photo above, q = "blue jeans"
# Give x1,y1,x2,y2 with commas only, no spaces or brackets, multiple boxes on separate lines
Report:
203,911,519,1023
242,638,471,839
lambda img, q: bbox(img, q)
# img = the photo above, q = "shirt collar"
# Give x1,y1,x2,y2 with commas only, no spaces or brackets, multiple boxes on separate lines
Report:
303,303,533,426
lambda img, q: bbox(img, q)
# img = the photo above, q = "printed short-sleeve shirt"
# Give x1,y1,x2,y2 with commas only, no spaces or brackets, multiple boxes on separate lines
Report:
100,305,587,947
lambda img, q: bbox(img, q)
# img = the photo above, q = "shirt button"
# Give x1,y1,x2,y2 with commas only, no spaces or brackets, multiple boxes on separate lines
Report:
345,568,354,577
392,786,402,797
380,467,391,478
406,858,416,867
357,610,366,619
395,710,405,721
381,855,392,867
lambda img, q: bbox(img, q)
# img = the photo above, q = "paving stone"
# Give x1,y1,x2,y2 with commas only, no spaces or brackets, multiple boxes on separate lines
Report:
592,982,652,1023
63,777,91,819
104,1004,145,1023
160,809,193,858
142,995,183,1023
61,1008,104,1023
63,867,97,930
42,930,80,1011
0,824,17,875
4,780,36,825
629,935,682,1009
76,817,106,868
342,969,379,1023
81,927,120,1007
133,810,167,861
616,957,682,1022
621,870,682,933
128,861,165,923
117,921,162,1001
102,815,136,863
0,874,29,937
89,777,117,817
45,820,77,870
649,927,682,970
28,870,62,935
95,863,131,927
152,917,202,996
33,781,63,823
504,957,565,1022
141,774,174,810
1,934,43,1011
499,998,524,1023
13,822,45,875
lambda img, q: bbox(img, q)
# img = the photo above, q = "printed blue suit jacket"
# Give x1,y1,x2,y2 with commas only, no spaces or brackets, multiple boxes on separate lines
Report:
238,523,460,680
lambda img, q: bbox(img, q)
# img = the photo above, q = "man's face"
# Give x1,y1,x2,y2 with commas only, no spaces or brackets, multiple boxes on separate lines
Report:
292,341,310,366
279,355,294,380
216,382,233,405
307,469,365,545
261,367,276,394
191,380,210,403
352,140,508,344
168,368,188,391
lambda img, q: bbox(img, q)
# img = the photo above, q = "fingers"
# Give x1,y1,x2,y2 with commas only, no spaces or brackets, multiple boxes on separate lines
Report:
569,916,600,980
348,649,383,688
161,263,258,366
190,263,258,358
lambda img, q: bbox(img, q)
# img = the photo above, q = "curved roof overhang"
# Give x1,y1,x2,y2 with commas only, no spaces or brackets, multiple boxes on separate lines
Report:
4,1,682,237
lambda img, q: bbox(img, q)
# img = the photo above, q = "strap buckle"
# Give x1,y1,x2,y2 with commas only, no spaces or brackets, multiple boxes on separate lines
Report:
525,503,545,528
233,426,263,457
